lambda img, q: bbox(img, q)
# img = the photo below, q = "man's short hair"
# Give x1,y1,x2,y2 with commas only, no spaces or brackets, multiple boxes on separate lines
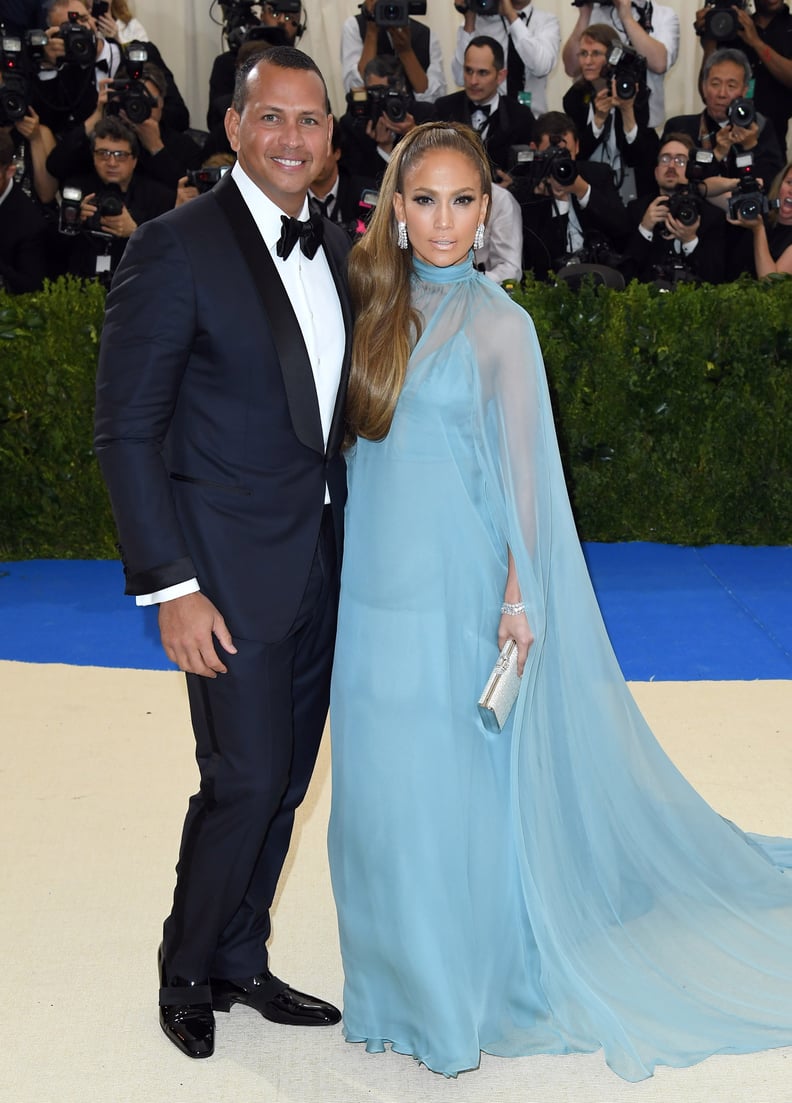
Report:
465,36,505,73
231,45,329,114
363,54,406,88
46,0,87,24
91,115,139,158
534,111,579,145
702,48,752,86
0,130,14,169
659,132,696,156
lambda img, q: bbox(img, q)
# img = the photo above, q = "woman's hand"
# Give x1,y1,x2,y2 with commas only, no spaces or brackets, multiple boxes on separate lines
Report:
498,611,534,676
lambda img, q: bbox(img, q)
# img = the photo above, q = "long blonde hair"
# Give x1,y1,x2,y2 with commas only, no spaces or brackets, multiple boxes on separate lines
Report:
111,0,134,24
346,122,492,444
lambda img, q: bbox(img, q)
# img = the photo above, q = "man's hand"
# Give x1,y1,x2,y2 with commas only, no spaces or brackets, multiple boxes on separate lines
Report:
130,114,164,155
714,119,759,159
99,205,137,237
734,4,762,49
367,114,396,152
664,210,700,244
390,26,414,54
640,194,671,233
159,591,238,677
43,24,66,67
176,175,199,207
694,5,708,37
388,112,417,137
80,192,99,223
15,106,42,140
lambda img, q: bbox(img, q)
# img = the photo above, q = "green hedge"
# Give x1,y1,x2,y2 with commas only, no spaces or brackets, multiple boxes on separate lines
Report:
1,274,790,559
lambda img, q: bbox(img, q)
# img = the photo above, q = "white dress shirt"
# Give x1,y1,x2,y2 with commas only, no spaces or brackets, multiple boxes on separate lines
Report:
137,162,345,607
452,6,560,117
341,15,447,102
477,183,523,285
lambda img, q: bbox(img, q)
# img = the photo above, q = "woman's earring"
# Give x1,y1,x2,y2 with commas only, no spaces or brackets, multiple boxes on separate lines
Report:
397,221,409,250
473,223,485,250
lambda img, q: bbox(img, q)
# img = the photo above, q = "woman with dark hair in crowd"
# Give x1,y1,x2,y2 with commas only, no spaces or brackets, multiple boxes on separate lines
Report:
562,22,658,203
729,160,792,276
328,119,792,1082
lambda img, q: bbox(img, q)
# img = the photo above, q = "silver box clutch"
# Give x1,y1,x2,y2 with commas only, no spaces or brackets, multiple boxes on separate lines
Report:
478,639,521,733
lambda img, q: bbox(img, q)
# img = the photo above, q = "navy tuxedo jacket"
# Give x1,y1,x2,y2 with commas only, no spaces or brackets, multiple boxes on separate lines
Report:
95,173,353,642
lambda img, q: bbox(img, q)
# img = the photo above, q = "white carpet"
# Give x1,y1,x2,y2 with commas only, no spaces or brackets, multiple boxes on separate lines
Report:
2,661,791,1103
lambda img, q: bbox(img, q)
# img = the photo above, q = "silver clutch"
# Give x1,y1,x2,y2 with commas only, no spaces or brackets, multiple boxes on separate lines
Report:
477,639,521,733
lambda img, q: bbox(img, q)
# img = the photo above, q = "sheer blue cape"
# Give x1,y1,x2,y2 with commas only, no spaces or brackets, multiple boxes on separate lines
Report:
328,255,792,1081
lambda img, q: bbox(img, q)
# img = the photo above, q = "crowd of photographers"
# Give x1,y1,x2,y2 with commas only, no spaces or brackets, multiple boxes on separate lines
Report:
1,0,791,293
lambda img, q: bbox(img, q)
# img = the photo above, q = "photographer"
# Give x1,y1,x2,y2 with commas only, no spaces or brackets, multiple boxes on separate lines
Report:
562,0,680,129
337,55,433,185
341,0,446,102
0,128,58,291
509,110,629,280
46,63,200,190
433,36,535,178
727,159,792,275
0,65,59,204
32,0,188,137
622,134,726,284
61,114,171,280
450,0,560,116
663,48,784,194
694,0,792,152
562,21,659,202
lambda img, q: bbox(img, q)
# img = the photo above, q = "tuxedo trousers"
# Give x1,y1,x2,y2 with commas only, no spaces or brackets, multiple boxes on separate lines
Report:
162,507,339,984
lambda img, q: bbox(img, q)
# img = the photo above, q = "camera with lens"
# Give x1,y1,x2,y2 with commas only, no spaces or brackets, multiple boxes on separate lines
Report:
106,78,156,123
509,144,578,187
603,43,647,100
0,35,31,125
465,0,500,13
726,95,756,129
703,0,747,41
92,1,109,16
371,1,427,29
58,185,84,235
727,152,779,221
186,165,230,193
347,84,412,125
219,0,260,51
85,183,125,231
664,185,702,228
58,10,96,67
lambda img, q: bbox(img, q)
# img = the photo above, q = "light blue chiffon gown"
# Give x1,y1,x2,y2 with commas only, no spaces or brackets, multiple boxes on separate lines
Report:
328,254,792,1081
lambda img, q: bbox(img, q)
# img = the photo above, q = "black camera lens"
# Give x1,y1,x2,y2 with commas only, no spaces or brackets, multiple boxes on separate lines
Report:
726,97,756,129
736,196,761,220
550,152,577,185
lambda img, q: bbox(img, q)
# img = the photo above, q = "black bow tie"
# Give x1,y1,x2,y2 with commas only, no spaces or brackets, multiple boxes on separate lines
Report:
468,100,491,118
276,212,324,261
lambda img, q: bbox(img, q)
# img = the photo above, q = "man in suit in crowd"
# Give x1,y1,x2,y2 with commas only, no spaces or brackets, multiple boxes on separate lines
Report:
509,110,628,279
621,132,726,285
432,35,535,179
94,46,352,1060
0,128,55,291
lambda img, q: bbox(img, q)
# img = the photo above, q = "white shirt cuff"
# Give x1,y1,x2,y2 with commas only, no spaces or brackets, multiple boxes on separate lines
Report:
136,577,200,606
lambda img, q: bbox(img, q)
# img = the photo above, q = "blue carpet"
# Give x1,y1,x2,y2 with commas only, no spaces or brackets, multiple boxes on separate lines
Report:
1,545,790,680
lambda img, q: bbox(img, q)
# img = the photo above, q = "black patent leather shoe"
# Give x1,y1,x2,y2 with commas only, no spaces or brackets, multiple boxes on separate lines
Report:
158,943,215,1058
211,969,341,1026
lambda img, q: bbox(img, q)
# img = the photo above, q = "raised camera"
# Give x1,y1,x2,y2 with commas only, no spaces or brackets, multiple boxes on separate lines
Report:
704,0,747,41
465,0,499,13
727,151,779,221
106,78,156,124
373,1,427,28
59,12,96,67
726,96,756,129
604,43,647,100
665,187,701,228
186,165,230,193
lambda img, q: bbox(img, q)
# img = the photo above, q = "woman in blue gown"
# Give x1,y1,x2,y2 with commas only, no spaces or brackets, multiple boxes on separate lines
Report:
328,122,792,1082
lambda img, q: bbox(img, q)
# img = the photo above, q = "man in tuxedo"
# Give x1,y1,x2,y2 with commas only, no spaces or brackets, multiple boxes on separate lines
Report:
621,133,726,285
0,128,55,291
509,111,628,279
94,46,352,1060
432,35,535,178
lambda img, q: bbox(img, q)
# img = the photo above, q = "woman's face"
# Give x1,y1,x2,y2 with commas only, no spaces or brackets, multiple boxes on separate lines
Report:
777,171,792,225
393,148,489,268
578,34,609,84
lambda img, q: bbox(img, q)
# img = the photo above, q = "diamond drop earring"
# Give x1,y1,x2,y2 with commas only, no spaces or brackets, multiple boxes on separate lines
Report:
473,223,485,250
397,221,408,250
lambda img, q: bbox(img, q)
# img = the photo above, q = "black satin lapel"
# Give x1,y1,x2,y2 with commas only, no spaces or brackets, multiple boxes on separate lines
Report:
322,225,353,457
213,174,324,455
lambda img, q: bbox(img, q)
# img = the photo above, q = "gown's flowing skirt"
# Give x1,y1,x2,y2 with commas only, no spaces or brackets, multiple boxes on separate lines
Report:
329,263,792,1080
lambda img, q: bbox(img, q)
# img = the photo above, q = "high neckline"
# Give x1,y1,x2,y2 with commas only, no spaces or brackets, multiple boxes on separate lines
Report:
412,253,476,285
